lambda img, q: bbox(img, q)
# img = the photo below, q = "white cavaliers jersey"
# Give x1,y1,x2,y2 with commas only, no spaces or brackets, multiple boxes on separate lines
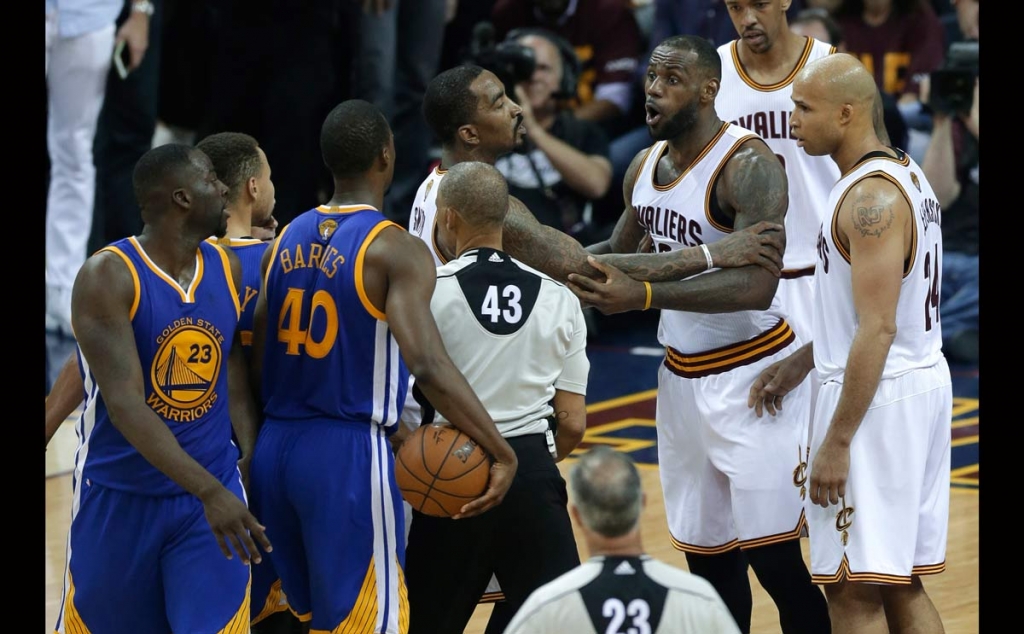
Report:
813,149,945,382
426,247,589,438
408,165,449,267
504,555,741,634
632,125,788,353
717,37,840,272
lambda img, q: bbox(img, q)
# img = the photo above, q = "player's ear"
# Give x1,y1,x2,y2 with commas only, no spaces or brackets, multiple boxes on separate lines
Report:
703,77,720,103
445,206,459,232
840,102,854,126
380,142,393,172
172,188,191,209
247,176,258,201
458,123,481,148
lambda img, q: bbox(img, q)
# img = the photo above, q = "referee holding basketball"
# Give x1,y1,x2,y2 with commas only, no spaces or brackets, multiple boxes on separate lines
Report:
403,161,590,634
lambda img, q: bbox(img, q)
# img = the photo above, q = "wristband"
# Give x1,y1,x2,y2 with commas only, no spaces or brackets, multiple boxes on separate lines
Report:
643,281,652,311
700,243,714,270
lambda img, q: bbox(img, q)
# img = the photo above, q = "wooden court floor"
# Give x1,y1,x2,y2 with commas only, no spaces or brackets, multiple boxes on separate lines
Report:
45,423,979,634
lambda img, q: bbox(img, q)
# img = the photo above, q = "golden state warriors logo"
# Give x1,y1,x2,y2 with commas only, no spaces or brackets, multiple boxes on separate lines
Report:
147,322,223,422
319,218,338,240
911,172,921,192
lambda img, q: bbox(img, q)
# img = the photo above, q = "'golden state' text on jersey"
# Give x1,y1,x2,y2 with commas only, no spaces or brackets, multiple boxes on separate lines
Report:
76,237,242,496
813,149,945,382
260,205,409,430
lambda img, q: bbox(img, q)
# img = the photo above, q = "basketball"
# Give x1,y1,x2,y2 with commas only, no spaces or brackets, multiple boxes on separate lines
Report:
395,423,492,518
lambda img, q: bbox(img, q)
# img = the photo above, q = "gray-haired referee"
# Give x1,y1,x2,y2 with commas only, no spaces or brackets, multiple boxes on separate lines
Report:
505,446,741,634
403,161,590,634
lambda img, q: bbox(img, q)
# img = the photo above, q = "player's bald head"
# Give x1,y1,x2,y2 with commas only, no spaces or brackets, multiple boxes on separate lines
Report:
798,54,877,112
437,161,509,229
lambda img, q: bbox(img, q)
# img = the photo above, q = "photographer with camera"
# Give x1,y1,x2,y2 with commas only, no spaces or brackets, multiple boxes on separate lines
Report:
491,0,642,135
487,29,613,239
921,0,979,364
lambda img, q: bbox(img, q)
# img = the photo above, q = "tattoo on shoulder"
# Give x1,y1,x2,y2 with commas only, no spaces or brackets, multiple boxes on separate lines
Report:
851,203,894,238
727,144,787,224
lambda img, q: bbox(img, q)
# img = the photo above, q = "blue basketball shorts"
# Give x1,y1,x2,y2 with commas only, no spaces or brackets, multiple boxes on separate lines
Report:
250,418,408,633
54,469,252,634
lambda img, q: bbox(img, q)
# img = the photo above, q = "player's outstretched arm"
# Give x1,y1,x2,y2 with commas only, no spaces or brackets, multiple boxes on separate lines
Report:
502,196,603,283
501,150,656,280
365,227,518,518
46,353,83,449
72,251,271,564
810,177,909,509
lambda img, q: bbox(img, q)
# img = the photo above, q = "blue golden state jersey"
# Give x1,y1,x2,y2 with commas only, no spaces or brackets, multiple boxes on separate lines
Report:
208,237,269,357
76,236,243,496
261,205,409,431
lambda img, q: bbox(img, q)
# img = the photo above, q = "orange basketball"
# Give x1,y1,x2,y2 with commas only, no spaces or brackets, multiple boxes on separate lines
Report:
395,423,492,518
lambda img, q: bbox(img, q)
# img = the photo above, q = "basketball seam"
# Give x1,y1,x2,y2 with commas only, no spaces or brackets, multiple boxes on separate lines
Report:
419,423,450,512
429,456,490,481
428,430,460,513
396,451,437,489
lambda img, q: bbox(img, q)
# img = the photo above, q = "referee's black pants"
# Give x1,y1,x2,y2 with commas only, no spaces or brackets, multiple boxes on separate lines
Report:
404,433,580,634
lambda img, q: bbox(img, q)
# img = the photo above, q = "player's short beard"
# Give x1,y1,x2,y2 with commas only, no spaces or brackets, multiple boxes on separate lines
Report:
650,100,700,141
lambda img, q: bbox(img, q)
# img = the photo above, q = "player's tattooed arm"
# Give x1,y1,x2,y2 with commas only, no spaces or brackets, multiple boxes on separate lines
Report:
598,221,785,282
850,196,895,238
502,195,602,283
644,140,788,312
594,145,785,283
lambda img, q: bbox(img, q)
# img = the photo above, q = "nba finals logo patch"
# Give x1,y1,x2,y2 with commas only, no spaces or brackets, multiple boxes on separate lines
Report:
424,180,434,200
148,320,224,422
319,218,338,241
911,172,921,192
